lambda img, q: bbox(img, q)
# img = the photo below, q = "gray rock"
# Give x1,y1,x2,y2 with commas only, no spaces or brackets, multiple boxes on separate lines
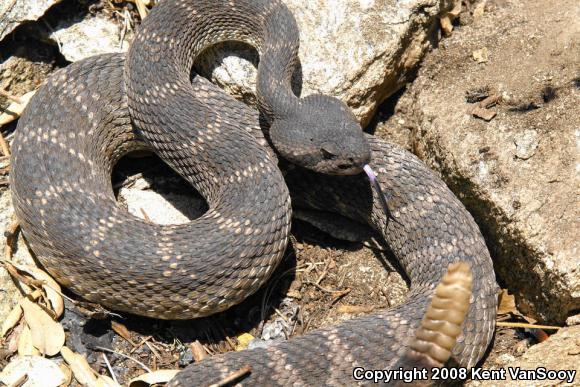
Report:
3,0,456,123
247,338,278,350
118,185,205,225
383,0,579,323
0,188,36,321
513,129,539,160
0,0,60,41
0,44,56,111
474,325,580,386
260,318,289,341
196,0,459,126
566,313,580,327
50,14,133,62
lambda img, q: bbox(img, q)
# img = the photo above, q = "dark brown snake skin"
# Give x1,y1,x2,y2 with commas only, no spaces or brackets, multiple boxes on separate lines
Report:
10,0,498,385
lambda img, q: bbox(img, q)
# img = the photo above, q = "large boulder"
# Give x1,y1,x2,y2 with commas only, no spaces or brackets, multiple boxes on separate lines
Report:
379,0,579,323
474,325,580,386
196,0,459,126
49,14,133,62
0,0,60,41
2,0,457,125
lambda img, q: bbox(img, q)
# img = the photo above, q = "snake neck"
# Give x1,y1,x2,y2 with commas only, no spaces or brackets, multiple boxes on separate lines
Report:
255,2,300,122
127,0,300,121
126,0,370,176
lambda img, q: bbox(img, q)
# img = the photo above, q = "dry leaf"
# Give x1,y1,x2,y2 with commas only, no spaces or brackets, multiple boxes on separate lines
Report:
24,266,64,318
18,325,41,356
8,262,64,318
20,298,65,356
75,301,114,320
111,321,133,343
96,375,122,387
235,333,254,351
498,289,518,315
0,355,67,387
530,328,549,343
1,303,22,337
61,346,99,386
129,370,180,387
58,362,73,387
0,90,36,126
5,322,23,355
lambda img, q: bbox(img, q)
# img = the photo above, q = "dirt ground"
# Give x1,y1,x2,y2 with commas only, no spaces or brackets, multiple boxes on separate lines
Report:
1,0,578,385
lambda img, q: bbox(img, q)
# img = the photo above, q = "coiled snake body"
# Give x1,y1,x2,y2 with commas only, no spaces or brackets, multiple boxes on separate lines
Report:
10,0,497,384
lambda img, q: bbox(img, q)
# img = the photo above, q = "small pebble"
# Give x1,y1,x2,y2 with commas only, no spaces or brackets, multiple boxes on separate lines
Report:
178,348,194,366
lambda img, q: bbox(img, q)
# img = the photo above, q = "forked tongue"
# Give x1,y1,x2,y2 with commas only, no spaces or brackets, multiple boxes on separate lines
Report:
363,164,391,220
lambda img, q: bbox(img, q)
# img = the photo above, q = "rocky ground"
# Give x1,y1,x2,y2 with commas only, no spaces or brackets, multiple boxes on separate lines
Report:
0,0,578,386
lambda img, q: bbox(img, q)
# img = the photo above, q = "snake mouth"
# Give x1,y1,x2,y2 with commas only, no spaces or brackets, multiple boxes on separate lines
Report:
336,163,365,175
318,150,367,175
314,160,365,175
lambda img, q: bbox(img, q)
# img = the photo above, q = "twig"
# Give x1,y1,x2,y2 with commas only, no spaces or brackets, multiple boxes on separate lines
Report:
145,340,161,360
95,346,152,373
1,254,78,307
302,280,348,294
496,321,561,330
4,218,19,260
8,373,28,387
0,131,10,158
225,336,236,351
102,353,119,385
1,260,44,288
315,259,329,285
112,172,143,189
115,9,132,49
129,335,153,354
134,0,148,19
260,262,302,322
140,208,152,222
208,365,252,387
273,307,289,324
330,288,351,305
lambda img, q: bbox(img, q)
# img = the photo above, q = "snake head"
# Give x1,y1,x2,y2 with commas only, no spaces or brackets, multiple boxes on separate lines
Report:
269,94,371,175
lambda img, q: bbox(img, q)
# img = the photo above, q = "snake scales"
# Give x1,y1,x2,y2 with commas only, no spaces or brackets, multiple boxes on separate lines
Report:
9,0,498,384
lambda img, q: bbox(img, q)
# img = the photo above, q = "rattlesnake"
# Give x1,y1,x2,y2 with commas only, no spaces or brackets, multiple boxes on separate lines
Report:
10,0,497,384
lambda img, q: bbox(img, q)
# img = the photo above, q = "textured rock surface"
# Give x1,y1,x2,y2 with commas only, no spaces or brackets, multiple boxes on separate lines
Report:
0,45,56,110
50,14,133,62
0,188,36,321
379,0,579,323
196,0,458,126
474,326,580,386
3,0,455,123
0,0,60,41
119,185,206,225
